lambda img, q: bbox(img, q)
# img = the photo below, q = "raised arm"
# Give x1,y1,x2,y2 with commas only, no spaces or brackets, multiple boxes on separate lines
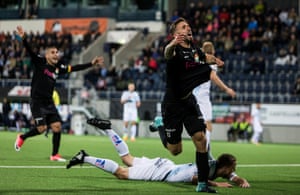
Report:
70,56,104,72
16,26,36,59
16,26,29,49
164,34,186,60
210,71,236,98
205,54,224,67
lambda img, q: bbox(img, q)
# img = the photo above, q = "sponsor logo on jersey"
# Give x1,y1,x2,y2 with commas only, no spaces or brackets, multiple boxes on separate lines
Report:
44,69,57,79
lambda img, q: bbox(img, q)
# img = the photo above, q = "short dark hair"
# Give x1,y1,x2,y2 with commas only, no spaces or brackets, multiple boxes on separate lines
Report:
217,153,236,168
169,17,187,35
45,44,58,50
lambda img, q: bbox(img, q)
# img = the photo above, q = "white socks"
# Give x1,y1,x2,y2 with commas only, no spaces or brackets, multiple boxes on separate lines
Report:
130,125,137,139
206,130,215,160
206,130,211,150
84,156,119,174
106,129,129,156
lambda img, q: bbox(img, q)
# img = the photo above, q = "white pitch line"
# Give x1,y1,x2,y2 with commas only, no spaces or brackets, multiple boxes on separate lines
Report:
0,166,93,169
0,164,300,169
238,164,300,167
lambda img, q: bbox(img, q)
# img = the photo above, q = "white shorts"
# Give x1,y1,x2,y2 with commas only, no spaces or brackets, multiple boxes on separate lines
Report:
193,87,212,121
253,122,263,133
123,108,138,122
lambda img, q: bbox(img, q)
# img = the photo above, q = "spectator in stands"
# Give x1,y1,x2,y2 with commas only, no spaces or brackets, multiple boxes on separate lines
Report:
254,0,265,15
170,9,180,22
244,52,265,74
227,118,240,142
2,97,12,130
286,45,297,66
81,23,101,49
20,63,31,79
147,56,158,72
292,77,300,95
274,48,289,66
237,116,252,143
106,65,118,88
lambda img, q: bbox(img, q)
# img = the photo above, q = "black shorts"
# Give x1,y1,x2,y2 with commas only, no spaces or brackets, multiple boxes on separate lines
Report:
30,99,61,126
161,93,206,144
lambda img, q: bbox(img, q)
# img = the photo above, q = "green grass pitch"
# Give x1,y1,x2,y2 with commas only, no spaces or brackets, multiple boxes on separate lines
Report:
0,131,300,195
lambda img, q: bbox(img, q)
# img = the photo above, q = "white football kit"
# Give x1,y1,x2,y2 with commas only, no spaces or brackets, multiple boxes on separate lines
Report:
192,65,217,121
251,105,263,143
128,156,197,182
128,157,237,182
121,91,140,122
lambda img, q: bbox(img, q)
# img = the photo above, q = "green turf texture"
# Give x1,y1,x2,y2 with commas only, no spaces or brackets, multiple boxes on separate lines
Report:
0,131,300,195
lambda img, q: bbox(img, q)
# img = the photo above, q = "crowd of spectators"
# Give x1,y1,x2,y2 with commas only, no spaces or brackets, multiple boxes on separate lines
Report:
82,1,299,98
1,0,300,132
0,29,74,80
1,0,299,103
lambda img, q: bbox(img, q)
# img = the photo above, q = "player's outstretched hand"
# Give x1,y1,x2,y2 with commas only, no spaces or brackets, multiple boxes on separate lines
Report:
215,57,224,67
226,88,236,98
91,56,104,66
206,54,224,67
239,180,250,188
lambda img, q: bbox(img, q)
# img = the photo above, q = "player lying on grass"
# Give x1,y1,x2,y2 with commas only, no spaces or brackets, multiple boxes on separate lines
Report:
66,118,250,188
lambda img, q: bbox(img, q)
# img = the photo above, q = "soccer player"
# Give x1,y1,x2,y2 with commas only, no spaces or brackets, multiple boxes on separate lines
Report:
192,41,236,159
158,17,224,193
120,82,141,141
150,42,235,160
66,118,250,189
14,25,105,161
251,103,264,145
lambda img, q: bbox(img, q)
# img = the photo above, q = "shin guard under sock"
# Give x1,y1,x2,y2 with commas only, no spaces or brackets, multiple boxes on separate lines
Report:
52,132,61,155
196,152,209,183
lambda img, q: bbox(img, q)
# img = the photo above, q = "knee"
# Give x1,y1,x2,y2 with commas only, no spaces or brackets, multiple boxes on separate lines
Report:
192,131,206,143
170,149,182,156
114,167,128,180
167,145,182,156
37,125,47,133
51,122,62,133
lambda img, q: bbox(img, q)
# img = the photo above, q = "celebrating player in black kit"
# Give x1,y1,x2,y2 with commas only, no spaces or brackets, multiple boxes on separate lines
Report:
14,25,104,161
160,17,224,193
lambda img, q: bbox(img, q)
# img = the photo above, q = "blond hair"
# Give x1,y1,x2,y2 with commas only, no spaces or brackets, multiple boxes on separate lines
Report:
202,41,215,55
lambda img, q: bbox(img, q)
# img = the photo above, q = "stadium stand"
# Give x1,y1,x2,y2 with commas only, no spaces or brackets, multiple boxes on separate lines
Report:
0,0,299,106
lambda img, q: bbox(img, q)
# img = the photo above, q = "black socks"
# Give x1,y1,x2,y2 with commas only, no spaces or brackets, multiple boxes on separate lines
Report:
52,132,61,155
21,127,40,140
196,151,209,183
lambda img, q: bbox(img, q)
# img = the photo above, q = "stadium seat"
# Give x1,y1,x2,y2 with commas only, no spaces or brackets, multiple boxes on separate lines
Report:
263,96,271,103
272,96,280,103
